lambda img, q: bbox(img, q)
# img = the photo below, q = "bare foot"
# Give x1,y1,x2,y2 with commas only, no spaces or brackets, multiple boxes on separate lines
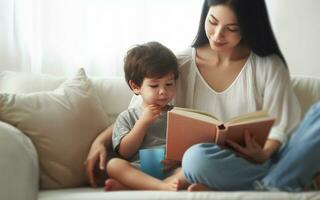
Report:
104,179,128,191
160,178,182,191
187,183,212,191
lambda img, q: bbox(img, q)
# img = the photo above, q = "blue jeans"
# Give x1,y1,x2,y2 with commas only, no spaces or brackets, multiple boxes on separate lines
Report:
182,102,320,191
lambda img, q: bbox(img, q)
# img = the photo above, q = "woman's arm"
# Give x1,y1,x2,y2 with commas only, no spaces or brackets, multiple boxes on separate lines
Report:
260,55,301,145
85,94,144,187
229,55,300,164
85,124,113,187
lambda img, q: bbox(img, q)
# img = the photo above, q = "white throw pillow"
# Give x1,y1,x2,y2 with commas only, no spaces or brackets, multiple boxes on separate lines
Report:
0,68,109,189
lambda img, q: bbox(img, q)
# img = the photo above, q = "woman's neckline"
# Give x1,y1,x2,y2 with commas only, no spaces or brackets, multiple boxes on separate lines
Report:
191,47,253,94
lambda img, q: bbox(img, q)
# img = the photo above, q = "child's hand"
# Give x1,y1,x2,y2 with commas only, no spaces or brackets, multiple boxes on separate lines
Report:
161,159,181,173
84,140,108,187
139,104,162,125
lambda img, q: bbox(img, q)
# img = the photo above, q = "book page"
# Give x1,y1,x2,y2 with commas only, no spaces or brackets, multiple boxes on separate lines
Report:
171,107,220,124
225,110,272,125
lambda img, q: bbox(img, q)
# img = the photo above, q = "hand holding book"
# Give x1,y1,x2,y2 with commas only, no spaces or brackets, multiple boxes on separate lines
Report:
226,130,269,164
165,107,276,161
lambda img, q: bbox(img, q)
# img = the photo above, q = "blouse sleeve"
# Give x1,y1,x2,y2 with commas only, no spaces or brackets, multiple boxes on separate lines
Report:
259,55,301,144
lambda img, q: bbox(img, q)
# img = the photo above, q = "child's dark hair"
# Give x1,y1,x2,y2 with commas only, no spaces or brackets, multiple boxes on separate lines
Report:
192,0,286,65
124,41,179,89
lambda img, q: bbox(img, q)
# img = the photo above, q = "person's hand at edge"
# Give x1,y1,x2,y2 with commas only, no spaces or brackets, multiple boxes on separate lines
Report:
84,140,107,187
84,124,114,187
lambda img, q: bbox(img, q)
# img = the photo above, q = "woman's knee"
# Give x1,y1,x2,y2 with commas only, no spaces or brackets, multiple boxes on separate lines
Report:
182,144,206,173
181,143,228,182
182,143,232,168
182,143,220,167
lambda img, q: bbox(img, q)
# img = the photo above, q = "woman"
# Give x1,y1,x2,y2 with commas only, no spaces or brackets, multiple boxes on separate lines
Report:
85,0,320,191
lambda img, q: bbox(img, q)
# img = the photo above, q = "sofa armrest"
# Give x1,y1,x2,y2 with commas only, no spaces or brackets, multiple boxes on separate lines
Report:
0,121,39,200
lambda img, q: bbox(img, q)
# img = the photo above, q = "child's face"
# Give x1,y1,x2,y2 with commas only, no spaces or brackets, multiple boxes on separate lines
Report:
135,73,176,108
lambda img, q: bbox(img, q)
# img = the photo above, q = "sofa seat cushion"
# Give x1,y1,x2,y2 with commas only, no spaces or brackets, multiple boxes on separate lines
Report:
38,188,320,200
0,68,109,189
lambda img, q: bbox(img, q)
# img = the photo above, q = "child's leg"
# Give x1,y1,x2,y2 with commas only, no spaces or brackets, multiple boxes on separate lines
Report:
163,167,190,190
167,159,213,191
105,158,179,191
104,179,128,191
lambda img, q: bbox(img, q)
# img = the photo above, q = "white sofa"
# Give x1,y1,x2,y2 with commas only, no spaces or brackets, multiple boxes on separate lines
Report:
1,69,320,200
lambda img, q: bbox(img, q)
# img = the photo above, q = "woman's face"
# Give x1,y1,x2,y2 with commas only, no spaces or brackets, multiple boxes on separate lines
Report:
205,5,241,51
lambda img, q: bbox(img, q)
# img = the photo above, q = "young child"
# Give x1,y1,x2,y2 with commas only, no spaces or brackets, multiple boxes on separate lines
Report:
104,42,189,191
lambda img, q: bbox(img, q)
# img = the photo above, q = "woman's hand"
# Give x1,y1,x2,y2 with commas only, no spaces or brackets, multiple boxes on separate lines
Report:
226,130,269,164
161,159,181,173
84,140,108,187
84,124,114,187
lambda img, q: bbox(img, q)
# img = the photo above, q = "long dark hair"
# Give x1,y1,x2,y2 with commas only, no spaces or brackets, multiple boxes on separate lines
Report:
192,0,286,64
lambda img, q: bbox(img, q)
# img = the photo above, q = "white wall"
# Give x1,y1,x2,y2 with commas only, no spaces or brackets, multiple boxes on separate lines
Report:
266,0,320,77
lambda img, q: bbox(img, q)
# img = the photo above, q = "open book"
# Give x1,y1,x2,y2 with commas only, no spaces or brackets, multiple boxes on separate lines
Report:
165,107,275,161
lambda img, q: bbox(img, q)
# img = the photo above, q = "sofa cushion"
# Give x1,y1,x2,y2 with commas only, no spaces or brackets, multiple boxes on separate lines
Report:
291,75,320,116
0,121,39,200
91,78,132,122
0,70,65,93
0,70,133,122
0,68,109,189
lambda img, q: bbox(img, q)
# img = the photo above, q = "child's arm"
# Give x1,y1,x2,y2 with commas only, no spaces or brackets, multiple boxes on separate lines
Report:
118,105,161,159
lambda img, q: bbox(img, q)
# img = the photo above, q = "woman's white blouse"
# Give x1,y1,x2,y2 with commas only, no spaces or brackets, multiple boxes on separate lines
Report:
129,48,301,144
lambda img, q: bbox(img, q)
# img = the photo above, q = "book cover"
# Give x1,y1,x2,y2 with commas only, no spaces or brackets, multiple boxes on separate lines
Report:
165,107,275,161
